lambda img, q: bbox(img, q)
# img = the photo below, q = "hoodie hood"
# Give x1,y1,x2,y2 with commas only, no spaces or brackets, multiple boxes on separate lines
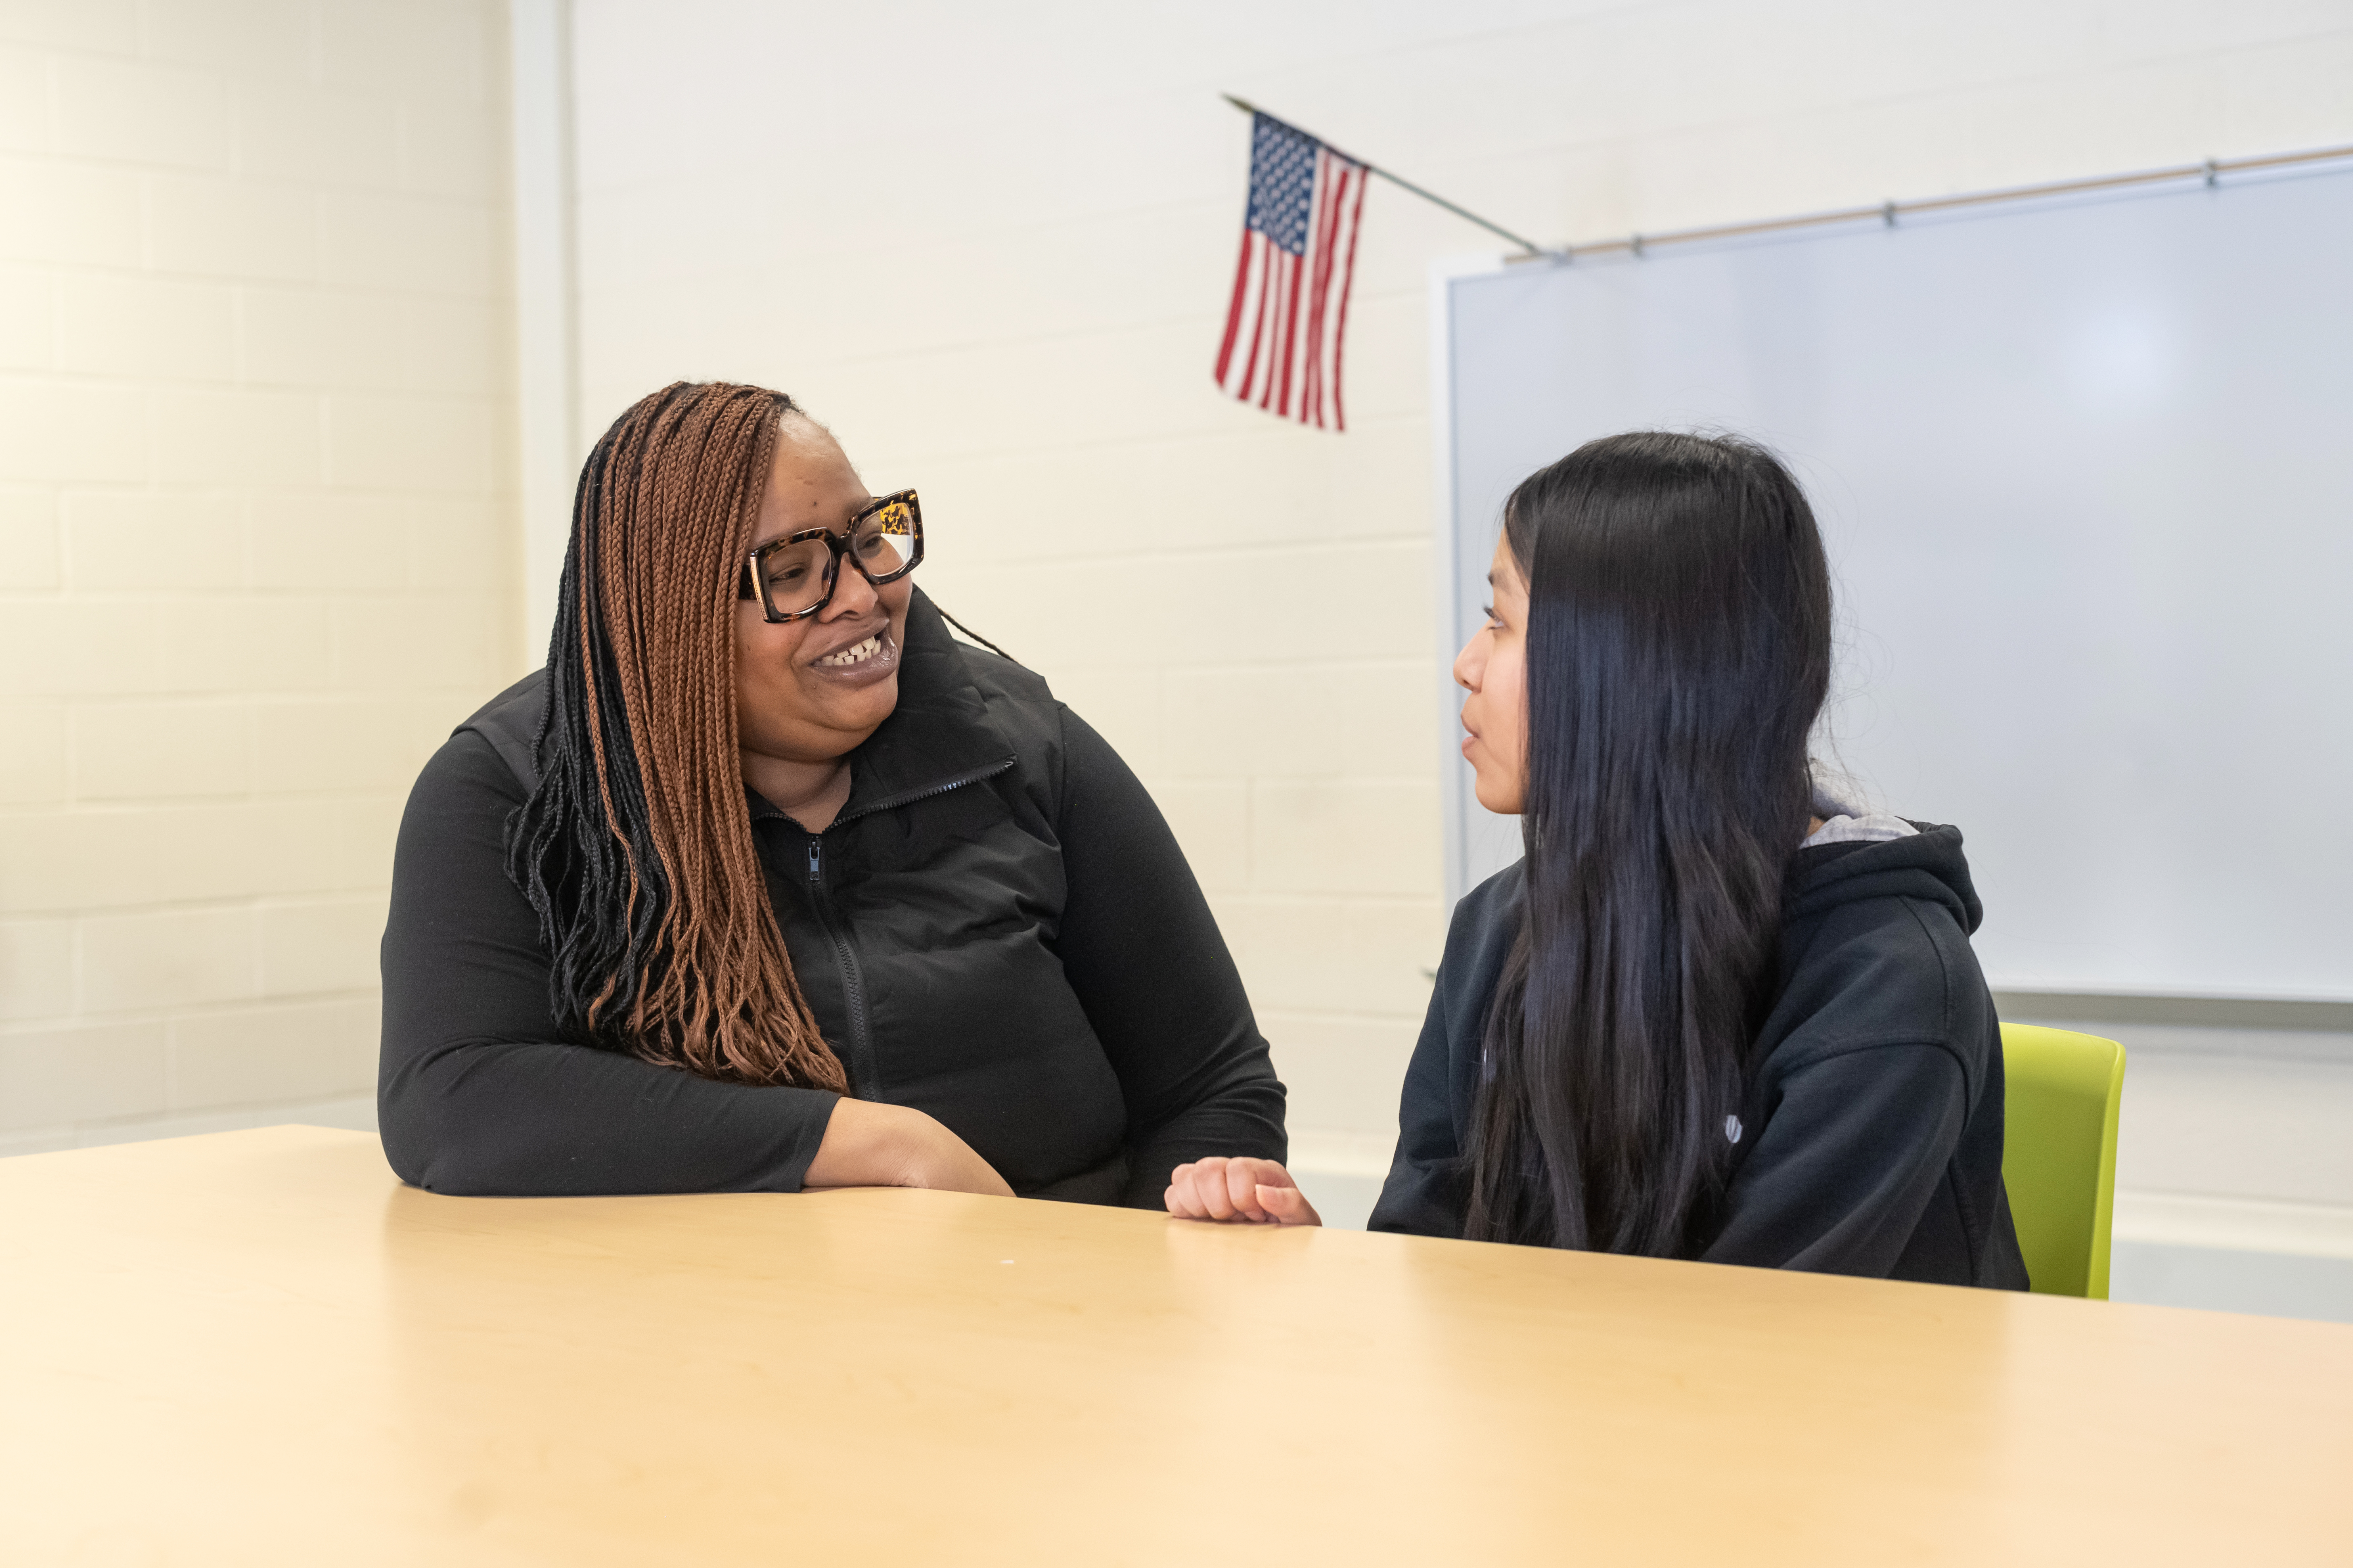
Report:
1785,822,1983,936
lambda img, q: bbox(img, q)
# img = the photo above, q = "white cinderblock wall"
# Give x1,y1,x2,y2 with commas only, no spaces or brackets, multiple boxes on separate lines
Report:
0,0,516,1154
564,0,2353,1171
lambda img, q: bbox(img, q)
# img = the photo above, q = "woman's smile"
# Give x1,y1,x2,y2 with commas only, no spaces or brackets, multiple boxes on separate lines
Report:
816,632,884,667
804,624,898,687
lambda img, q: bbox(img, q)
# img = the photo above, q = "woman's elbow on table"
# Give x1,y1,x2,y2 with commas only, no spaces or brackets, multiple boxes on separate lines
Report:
805,1099,1013,1197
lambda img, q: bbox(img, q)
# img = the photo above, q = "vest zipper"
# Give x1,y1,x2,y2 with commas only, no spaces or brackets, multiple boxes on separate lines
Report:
781,759,1017,1102
829,758,1017,829
806,836,879,1100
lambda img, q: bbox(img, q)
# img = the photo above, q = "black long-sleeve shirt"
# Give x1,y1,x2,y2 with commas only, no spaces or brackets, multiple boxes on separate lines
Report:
379,590,1286,1204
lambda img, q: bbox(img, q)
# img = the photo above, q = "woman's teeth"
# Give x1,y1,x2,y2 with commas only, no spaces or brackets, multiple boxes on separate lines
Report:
817,634,884,668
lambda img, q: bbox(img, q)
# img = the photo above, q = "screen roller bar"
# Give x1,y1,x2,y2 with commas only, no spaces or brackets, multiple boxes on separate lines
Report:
1512,142,2353,264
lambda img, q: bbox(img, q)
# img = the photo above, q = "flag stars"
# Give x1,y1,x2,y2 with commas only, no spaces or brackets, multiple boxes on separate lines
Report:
1246,117,1320,254
1216,113,1367,430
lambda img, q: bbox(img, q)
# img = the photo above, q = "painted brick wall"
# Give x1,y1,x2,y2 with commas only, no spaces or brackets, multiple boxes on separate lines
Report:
566,0,2353,1171
0,0,516,1153
5,0,2347,1203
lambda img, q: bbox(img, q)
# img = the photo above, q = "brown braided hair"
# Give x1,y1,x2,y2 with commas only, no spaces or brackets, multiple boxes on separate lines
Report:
506,381,848,1091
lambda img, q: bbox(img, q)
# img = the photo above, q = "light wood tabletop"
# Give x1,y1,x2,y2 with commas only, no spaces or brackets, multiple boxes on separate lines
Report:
3,1126,2349,1565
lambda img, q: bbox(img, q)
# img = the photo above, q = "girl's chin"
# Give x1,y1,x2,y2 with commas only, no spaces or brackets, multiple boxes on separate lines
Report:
1472,776,1524,816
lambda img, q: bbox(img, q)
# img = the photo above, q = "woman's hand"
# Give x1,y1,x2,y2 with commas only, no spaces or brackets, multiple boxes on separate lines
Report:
805,1099,1014,1197
1164,1157,1321,1226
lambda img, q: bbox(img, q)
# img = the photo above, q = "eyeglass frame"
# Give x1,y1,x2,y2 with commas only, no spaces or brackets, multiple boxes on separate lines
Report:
737,489,925,623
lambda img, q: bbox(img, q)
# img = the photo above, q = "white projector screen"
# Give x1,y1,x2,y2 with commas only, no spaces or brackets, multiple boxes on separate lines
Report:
1436,160,2353,1001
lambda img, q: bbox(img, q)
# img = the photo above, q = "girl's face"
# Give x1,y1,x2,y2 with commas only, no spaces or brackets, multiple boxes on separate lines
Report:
1454,533,1528,815
733,416,914,768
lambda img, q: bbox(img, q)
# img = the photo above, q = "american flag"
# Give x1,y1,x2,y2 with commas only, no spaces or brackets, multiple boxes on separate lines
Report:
1214,113,1367,431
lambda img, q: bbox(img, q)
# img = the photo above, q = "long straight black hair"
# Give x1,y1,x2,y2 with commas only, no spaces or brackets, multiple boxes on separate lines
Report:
1464,431,1832,1255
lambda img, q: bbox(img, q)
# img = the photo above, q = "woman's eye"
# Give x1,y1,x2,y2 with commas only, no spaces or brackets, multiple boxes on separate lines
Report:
1483,604,1503,628
768,563,808,585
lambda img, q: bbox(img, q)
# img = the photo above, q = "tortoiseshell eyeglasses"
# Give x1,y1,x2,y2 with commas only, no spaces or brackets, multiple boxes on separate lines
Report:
737,490,923,623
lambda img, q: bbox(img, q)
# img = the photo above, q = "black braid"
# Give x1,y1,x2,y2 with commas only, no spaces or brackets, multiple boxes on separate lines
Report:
503,390,712,1049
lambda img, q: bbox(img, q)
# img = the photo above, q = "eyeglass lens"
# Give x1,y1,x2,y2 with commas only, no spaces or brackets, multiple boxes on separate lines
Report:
854,498,917,579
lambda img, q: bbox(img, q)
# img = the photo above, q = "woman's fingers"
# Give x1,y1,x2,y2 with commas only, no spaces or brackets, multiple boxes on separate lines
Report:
1196,1158,1244,1220
1256,1182,1322,1226
1166,1157,1237,1220
1166,1157,1314,1224
1223,1157,1274,1221
1166,1158,1243,1221
1164,1162,1214,1219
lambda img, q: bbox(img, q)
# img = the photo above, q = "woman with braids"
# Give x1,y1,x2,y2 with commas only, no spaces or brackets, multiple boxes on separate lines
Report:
380,382,1284,1200
1166,433,2028,1289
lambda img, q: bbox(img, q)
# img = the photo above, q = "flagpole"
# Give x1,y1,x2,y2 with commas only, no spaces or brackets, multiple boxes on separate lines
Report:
1221,93,1553,259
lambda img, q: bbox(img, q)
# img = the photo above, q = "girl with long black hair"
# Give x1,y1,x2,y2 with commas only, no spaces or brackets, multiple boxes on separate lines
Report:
1168,432,2028,1287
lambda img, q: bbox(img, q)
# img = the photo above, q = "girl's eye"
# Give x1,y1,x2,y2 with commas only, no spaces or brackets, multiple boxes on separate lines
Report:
1483,604,1503,627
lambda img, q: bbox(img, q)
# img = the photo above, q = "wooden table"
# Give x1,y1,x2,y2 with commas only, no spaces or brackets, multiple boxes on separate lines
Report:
4,1127,2348,1564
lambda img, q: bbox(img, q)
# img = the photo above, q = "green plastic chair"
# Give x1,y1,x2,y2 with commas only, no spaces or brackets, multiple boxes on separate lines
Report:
1999,1023,2127,1299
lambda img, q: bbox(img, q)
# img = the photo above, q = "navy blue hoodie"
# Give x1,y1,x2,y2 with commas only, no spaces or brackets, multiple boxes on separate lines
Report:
1369,826,2031,1289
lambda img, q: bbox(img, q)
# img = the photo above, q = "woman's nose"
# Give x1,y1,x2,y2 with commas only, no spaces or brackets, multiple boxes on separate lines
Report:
825,556,882,618
1453,638,1481,692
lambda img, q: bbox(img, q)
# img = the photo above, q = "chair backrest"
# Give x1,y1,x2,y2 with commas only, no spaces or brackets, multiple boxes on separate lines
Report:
1999,1023,2127,1299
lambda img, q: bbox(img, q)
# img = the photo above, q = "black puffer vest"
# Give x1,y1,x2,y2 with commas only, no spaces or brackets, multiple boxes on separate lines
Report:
463,591,1131,1199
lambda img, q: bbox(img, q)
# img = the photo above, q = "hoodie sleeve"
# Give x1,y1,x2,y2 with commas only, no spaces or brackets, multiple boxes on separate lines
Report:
1367,871,1530,1240
1364,967,1470,1238
1700,1042,1968,1275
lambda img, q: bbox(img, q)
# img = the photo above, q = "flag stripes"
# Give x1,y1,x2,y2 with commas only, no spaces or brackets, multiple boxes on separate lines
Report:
1214,117,1367,431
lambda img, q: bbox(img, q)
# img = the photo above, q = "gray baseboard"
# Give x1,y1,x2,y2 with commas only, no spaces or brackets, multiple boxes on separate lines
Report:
1291,1168,1385,1231
2109,1240,2353,1324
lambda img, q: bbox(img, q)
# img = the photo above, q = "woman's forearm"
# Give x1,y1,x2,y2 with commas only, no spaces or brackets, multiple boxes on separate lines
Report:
379,1037,838,1197
804,1098,1013,1196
